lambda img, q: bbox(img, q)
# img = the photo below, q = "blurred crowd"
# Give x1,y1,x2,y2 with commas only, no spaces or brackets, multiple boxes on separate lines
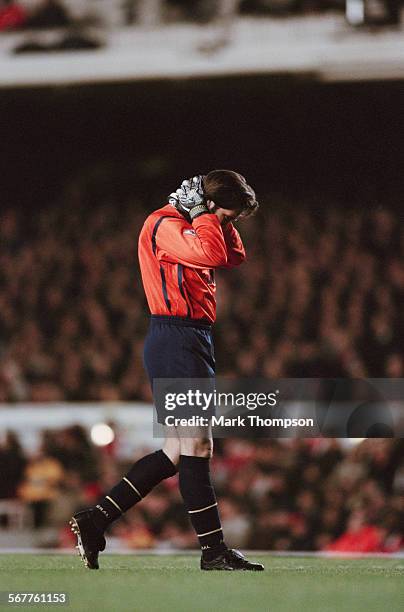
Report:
1,1,401,55
0,189,403,402
1,1,401,32
0,429,403,551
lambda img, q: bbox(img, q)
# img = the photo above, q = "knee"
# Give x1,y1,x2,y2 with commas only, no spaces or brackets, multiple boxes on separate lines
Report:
162,438,181,466
180,437,213,459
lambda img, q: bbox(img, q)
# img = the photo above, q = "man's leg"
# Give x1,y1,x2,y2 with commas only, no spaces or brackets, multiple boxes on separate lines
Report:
178,427,225,560
70,430,180,569
92,434,179,532
177,425,264,571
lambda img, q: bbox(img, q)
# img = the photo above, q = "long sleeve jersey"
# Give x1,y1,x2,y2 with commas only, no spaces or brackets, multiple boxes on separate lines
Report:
138,204,246,323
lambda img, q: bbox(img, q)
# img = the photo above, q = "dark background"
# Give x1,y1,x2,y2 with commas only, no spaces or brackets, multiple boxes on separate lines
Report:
2,76,404,212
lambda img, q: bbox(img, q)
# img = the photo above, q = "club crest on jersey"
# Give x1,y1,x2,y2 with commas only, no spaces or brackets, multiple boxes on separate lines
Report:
183,228,196,236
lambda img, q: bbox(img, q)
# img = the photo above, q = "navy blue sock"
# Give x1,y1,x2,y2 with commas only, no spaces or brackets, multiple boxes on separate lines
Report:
93,450,177,531
178,455,227,561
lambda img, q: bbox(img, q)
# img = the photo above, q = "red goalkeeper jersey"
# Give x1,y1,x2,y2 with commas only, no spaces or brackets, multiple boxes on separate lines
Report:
138,204,246,323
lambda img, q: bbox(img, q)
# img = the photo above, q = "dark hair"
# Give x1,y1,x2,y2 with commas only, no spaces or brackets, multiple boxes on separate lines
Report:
203,170,259,217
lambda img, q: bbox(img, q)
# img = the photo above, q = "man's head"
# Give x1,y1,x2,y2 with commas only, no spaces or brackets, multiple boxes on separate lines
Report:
203,170,258,222
168,170,258,223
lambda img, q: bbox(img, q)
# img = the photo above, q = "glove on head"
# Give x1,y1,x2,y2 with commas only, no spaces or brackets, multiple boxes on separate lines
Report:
168,175,209,220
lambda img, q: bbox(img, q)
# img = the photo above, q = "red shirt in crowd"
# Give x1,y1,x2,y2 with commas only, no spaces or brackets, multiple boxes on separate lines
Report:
138,204,245,323
326,525,384,553
0,3,27,30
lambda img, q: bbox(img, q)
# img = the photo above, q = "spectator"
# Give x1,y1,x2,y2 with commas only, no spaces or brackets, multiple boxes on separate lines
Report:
326,510,386,553
17,441,64,527
24,0,70,29
0,1,27,30
0,431,26,499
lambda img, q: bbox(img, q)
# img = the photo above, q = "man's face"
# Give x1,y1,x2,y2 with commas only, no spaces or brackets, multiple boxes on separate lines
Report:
207,200,243,224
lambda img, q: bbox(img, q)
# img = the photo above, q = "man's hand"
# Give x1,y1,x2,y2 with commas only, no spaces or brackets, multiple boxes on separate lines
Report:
169,176,209,220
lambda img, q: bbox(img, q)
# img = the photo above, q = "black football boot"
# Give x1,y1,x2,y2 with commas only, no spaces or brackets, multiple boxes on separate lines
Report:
201,549,265,571
69,509,106,570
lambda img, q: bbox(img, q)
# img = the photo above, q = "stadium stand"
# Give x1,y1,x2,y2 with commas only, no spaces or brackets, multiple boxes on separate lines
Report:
0,179,403,403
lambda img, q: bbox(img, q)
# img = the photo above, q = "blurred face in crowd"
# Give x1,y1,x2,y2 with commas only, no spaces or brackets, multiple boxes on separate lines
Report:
20,0,42,11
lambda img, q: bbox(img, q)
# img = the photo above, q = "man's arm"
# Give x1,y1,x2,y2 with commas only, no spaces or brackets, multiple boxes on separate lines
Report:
220,222,246,269
155,214,228,269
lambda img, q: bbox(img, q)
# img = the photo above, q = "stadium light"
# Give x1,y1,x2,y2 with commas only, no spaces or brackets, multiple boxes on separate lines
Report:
90,423,115,446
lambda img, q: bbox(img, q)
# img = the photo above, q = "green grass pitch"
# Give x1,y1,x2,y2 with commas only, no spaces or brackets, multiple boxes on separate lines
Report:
0,554,402,612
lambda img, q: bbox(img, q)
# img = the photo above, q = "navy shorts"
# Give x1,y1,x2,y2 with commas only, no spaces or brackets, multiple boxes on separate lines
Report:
143,315,215,424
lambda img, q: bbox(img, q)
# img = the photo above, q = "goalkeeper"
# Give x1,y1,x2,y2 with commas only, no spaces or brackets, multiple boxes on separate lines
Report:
70,170,264,571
